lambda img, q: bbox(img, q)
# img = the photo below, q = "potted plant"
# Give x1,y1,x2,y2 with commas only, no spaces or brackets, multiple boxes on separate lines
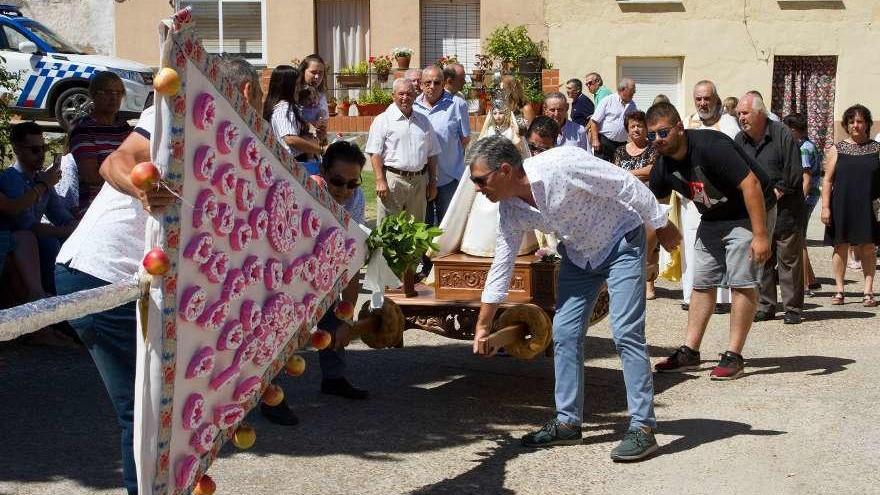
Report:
337,61,369,88
327,94,337,116
522,78,545,116
437,54,459,69
472,54,493,86
392,47,413,70
370,54,393,83
367,211,442,298
484,24,545,74
355,86,393,116
339,96,351,116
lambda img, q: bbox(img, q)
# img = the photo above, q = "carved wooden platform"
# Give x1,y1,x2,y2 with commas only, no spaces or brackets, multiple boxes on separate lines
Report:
433,253,558,306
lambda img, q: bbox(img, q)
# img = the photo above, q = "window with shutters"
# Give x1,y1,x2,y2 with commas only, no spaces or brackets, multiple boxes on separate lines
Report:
179,0,266,64
420,0,480,73
617,58,683,112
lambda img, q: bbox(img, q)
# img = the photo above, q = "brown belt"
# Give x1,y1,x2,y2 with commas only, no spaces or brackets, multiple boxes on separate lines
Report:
385,166,426,178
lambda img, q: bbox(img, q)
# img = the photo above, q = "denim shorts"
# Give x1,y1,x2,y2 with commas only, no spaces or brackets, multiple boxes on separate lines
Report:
693,218,761,289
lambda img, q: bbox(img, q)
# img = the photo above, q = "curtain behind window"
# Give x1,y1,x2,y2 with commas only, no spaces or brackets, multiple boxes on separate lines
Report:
316,0,370,78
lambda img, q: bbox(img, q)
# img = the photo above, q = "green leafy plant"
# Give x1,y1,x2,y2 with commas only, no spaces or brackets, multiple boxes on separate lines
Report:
357,86,393,106
392,47,413,58
369,55,393,74
485,24,543,65
339,61,369,76
367,212,442,278
522,78,545,103
0,56,21,163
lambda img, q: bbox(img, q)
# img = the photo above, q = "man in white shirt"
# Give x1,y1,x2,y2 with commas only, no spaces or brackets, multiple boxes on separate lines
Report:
366,78,440,223
590,77,638,160
53,58,261,495
542,92,591,153
469,136,681,461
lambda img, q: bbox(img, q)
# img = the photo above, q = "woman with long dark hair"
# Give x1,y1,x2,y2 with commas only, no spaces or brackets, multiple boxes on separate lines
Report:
263,64,323,160
296,54,329,141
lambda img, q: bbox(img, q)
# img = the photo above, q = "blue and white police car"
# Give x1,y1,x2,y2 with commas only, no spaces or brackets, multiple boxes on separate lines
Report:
0,4,153,129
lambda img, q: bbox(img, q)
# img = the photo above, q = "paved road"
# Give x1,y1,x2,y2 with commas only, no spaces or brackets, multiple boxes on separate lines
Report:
1,214,879,495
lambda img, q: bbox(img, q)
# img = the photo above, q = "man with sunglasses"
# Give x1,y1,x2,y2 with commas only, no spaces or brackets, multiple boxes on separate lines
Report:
0,121,77,294
469,135,680,461
525,116,560,157
646,102,775,381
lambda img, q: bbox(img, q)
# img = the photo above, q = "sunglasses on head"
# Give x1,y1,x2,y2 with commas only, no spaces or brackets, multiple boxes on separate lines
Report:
647,127,675,142
326,175,362,189
469,168,498,187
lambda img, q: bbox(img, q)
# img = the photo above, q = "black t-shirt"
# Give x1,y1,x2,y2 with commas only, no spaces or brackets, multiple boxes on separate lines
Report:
649,129,776,222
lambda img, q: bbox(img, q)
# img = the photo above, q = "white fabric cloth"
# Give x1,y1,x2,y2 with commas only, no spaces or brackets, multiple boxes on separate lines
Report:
57,106,157,284
316,0,370,76
685,112,740,139
271,101,303,156
591,93,638,142
482,146,668,303
365,103,439,172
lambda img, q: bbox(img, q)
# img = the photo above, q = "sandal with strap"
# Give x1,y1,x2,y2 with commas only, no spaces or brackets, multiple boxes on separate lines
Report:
831,292,845,305
863,293,878,307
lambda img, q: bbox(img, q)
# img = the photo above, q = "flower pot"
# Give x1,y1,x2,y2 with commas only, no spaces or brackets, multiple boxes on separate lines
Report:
376,70,389,83
336,74,368,89
355,103,388,117
339,102,351,116
396,55,411,70
327,103,337,117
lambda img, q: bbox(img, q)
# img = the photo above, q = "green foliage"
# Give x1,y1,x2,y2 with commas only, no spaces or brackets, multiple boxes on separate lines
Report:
367,212,442,278
522,78,545,103
485,24,544,64
0,56,21,162
357,86,392,105
392,47,413,58
339,61,369,76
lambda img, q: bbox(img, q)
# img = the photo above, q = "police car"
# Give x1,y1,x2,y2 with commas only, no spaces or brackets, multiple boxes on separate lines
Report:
0,4,153,129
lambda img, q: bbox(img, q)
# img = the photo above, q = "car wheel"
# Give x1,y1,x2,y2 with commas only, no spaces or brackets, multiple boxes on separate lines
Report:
54,87,93,130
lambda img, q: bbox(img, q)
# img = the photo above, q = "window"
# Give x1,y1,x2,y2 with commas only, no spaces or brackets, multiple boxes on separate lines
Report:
179,0,266,64
0,26,29,52
618,58,683,112
420,0,480,73
316,0,370,76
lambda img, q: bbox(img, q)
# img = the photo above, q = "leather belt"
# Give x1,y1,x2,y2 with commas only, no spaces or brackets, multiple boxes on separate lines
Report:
385,166,426,178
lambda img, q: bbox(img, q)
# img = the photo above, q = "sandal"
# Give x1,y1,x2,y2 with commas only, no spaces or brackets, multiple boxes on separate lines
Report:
863,293,878,308
831,292,845,305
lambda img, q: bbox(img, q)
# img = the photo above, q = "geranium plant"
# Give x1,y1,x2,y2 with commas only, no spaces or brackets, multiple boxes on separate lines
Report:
370,55,393,74
367,212,442,278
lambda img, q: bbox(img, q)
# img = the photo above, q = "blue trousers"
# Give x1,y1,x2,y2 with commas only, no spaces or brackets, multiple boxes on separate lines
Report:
553,226,657,430
54,264,137,495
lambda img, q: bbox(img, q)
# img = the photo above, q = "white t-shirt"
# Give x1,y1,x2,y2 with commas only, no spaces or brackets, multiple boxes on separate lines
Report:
57,106,157,283
270,101,302,156
364,103,440,172
591,93,638,143
685,112,741,139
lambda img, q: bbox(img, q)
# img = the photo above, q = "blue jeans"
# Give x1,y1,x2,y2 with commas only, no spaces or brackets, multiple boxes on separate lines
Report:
54,264,138,495
37,235,61,293
553,226,656,430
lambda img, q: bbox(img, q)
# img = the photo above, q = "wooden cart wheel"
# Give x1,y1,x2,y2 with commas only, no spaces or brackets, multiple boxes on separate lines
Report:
477,303,552,360
354,299,405,349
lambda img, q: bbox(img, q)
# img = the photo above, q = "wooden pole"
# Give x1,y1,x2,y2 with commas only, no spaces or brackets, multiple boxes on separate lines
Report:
476,324,526,355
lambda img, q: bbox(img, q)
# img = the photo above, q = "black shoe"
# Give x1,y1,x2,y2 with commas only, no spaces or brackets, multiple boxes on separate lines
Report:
783,311,802,324
521,418,582,447
714,303,731,314
753,310,775,322
655,345,701,373
680,303,689,311
321,377,369,400
260,398,299,426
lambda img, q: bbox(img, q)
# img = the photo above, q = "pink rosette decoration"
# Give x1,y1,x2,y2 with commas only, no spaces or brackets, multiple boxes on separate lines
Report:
302,293,318,321
255,158,274,189
262,292,295,334
235,178,256,212
233,335,259,367
300,208,321,238
221,268,247,301
216,120,240,154
181,393,205,430
293,302,306,328
209,363,240,391
344,238,358,262
240,300,262,334
265,180,299,253
264,258,283,290
185,346,216,379
252,330,277,367
248,208,269,240
230,219,253,251
175,455,200,491
242,256,264,286
212,203,234,236
239,136,260,170
193,145,217,181
196,299,230,332
190,423,219,455
233,376,263,403
183,232,214,264
199,251,230,283
312,267,333,292
283,257,304,285
193,189,218,229
301,255,319,282
179,285,207,322
192,92,216,130
212,162,237,196
213,403,245,430
218,319,244,351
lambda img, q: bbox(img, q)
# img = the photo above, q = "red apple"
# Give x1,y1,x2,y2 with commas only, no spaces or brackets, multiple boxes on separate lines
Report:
310,329,332,350
130,162,161,190
193,474,216,495
261,384,284,406
232,424,256,449
153,67,181,95
142,247,170,275
284,354,306,377
334,301,355,321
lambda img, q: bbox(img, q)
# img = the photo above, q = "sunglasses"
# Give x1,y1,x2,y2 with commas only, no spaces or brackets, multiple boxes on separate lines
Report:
647,126,675,142
326,175,362,190
469,168,499,187
528,143,550,155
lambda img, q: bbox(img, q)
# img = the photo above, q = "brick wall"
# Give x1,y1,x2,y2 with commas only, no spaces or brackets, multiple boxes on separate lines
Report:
541,69,560,94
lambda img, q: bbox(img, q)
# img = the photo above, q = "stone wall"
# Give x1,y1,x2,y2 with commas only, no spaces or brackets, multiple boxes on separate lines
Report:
15,0,115,56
